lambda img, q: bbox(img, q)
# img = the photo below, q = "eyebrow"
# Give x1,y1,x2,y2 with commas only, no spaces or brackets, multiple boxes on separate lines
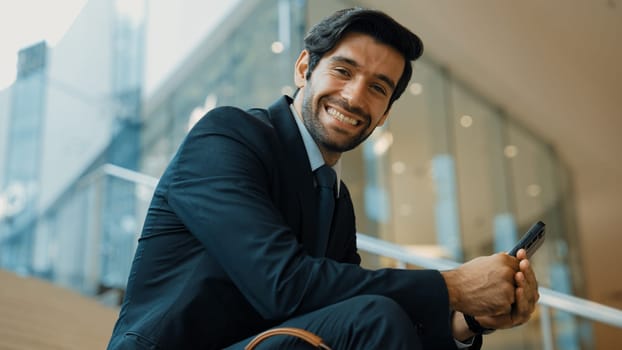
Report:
329,56,397,92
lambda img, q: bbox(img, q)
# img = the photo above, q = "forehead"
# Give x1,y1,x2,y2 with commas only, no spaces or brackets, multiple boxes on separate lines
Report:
321,32,405,83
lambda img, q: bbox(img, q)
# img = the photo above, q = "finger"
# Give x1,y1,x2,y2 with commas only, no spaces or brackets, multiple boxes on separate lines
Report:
519,260,539,299
512,287,532,326
516,248,528,260
515,270,536,299
514,274,540,324
520,259,536,283
515,271,526,288
515,271,538,307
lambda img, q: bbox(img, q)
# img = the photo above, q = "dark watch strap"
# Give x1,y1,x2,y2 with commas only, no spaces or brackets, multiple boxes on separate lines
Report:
463,314,496,335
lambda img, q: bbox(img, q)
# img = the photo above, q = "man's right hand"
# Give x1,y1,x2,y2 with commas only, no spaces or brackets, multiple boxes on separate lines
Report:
475,249,540,330
441,253,519,316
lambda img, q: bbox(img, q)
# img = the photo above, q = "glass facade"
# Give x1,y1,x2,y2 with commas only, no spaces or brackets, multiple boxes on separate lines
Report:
0,0,147,297
100,0,146,290
0,42,48,273
141,0,306,178
0,0,599,348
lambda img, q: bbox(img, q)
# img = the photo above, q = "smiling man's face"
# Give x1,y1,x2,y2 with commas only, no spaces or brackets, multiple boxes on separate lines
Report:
293,32,405,165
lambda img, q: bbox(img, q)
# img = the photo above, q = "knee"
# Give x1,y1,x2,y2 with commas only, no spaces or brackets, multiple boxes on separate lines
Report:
338,295,420,349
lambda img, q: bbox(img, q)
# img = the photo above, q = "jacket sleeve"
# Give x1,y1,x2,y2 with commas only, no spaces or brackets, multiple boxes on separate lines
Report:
165,107,460,349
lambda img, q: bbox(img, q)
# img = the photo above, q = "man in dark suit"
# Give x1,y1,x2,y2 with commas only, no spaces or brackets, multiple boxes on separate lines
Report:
107,8,539,349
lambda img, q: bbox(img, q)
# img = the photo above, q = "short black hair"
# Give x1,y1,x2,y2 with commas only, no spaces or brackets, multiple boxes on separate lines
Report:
303,8,423,111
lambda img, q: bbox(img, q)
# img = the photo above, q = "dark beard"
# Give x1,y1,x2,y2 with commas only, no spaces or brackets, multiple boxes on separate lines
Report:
300,90,374,153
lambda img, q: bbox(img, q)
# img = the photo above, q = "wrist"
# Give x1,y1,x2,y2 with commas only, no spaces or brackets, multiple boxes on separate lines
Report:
451,310,476,341
441,270,462,309
463,314,496,335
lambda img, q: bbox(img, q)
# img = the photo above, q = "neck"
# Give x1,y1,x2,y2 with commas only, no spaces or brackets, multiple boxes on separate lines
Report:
292,93,342,166
321,150,341,167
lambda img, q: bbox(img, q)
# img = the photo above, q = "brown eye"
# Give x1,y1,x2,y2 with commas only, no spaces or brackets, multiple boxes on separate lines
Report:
334,67,351,77
371,83,387,96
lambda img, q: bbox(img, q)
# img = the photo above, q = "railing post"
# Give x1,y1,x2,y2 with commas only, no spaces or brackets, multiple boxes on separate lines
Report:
540,305,555,350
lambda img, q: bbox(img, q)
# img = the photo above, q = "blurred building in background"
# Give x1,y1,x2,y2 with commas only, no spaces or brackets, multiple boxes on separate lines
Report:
0,0,145,295
1,0,620,349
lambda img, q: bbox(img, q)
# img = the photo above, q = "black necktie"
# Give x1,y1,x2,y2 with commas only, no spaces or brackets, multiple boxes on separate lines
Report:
314,165,337,257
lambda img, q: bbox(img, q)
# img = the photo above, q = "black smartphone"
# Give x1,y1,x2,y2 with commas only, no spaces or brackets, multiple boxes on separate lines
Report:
508,221,546,258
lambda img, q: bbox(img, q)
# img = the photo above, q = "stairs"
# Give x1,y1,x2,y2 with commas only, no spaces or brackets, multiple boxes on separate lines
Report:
0,269,118,349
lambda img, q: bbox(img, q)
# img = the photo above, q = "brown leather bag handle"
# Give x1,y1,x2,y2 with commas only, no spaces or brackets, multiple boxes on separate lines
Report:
244,327,332,350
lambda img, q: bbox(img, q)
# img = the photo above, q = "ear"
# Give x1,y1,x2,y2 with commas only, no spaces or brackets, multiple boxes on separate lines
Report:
294,50,310,88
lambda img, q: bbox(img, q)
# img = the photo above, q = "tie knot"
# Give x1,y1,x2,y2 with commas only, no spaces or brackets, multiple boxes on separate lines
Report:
315,165,336,189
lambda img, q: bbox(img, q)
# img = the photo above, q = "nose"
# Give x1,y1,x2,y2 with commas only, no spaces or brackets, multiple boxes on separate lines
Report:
341,78,367,108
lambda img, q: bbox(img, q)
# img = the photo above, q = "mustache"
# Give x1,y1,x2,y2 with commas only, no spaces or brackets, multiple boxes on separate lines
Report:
323,97,371,124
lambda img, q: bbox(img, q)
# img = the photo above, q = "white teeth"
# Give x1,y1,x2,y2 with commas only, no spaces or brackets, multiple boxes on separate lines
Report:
327,107,358,126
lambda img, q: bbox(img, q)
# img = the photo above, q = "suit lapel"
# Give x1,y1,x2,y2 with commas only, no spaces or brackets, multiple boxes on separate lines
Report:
266,96,319,256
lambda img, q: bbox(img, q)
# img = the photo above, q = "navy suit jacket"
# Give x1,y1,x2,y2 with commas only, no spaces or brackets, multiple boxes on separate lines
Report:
107,96,465,349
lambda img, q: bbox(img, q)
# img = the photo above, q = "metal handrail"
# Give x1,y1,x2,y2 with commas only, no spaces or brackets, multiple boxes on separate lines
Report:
96,163,622,328
356,233,622,328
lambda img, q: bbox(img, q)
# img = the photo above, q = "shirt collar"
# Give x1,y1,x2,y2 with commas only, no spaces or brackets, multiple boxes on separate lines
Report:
290,104,342,196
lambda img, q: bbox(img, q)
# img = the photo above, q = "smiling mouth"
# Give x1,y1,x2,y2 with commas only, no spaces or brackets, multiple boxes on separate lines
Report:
326,107,359,126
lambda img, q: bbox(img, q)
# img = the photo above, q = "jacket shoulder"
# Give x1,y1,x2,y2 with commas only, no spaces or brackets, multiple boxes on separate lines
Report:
186,106,277,146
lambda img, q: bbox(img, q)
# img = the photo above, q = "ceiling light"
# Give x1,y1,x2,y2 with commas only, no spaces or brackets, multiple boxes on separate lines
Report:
271,41,284,54
460,115,473,128
392,161,406,174
527,184,542,197
409,82,423,96
504,145,519,158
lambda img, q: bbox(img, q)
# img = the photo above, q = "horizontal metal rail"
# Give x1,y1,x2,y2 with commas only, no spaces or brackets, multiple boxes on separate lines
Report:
101,164,159,188
356,233,622,328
